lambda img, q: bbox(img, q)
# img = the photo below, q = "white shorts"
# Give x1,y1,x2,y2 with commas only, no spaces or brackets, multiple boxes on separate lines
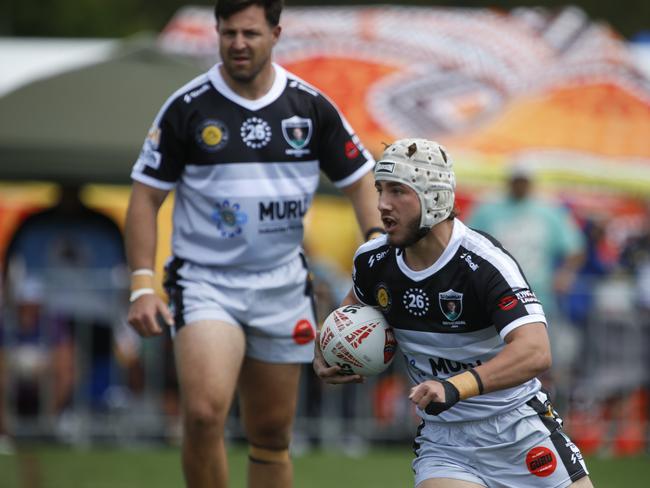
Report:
413,391,589,488
163,254,317,363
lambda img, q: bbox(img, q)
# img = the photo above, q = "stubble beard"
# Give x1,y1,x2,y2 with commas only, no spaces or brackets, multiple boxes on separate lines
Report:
387,214,427,249
222,51,269,84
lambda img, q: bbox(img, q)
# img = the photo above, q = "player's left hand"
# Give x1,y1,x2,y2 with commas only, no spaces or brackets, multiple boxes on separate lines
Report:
312,332,365,385
409,379,460,415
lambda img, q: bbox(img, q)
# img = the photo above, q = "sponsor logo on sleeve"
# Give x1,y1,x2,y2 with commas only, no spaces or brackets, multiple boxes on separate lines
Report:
137,125,162,170
345,140,360,159
498,295,519,311
515,288,540,305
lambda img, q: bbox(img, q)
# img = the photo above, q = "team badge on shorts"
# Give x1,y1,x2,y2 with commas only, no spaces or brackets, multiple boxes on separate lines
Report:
439,289,463,321
293,319,315,345
282,116,312,156
211,200,248,238
241,116,272,148
525,446,557,477
196,119,229,152
375,283,392,312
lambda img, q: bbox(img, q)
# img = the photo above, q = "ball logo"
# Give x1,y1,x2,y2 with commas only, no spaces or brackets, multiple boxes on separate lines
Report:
384,328,397,364
332,342,364,368
292,319,315,345
333,310,352,331
526,447,557,477
320,327,335,350
344,323,377,349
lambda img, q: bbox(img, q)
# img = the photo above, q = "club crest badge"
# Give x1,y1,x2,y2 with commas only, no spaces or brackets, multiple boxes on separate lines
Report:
281,116,312,156
439,289,463,321
375,284,392,312
196,119,229,152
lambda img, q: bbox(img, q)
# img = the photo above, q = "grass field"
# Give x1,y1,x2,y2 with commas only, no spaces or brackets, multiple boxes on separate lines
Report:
0,444,649,487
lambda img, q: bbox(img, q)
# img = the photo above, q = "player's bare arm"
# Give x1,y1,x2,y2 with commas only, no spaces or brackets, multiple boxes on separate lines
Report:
410,322,551,412
341,171,384,240
313,288,365,385
125,181,173,337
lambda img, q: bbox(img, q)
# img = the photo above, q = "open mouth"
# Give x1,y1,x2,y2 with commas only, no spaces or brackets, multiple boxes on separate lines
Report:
382,216,397,233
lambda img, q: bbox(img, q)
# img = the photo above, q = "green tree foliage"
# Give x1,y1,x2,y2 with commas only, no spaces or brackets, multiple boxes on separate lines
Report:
2,0,649,39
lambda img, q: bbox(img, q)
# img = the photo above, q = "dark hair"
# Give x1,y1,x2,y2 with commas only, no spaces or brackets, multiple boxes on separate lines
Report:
214,0,283,27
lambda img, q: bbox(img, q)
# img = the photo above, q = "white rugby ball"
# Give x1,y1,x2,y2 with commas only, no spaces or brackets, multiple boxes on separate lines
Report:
320,304,397,376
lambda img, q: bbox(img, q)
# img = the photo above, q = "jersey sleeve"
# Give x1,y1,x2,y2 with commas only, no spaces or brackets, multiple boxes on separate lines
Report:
131,98,187,190
313,95,375,188
351,246,378,306
481,256,547,339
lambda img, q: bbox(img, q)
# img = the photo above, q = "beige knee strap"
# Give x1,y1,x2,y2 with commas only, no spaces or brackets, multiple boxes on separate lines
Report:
249,445,290,464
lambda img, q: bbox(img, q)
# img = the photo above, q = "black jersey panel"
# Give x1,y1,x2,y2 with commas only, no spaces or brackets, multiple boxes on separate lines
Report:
352,222,545,336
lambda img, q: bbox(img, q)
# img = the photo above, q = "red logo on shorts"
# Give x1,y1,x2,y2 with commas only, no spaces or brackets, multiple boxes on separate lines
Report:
526,446,557,477
345,140,360,159
498,295,518,311
293,319,315,345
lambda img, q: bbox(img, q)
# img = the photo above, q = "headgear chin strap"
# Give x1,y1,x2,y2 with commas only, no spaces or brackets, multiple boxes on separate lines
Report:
374,138,456,231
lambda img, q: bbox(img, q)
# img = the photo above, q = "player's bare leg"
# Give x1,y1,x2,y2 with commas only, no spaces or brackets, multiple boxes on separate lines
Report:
175,320,246,488
238,358,302,488
417,479,486,487
570,477,595,487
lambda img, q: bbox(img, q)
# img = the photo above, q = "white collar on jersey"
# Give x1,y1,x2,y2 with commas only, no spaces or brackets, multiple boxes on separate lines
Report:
207,62,288,111
396,219,467,282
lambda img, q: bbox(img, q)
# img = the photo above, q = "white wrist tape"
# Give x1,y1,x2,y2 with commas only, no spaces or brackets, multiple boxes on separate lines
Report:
129,288,155,303
131,268,155,276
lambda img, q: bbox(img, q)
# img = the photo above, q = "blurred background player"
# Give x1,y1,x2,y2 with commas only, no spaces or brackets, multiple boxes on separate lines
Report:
468,164,585,410
0,277,74,443
125,1,381,487
315,139,593,487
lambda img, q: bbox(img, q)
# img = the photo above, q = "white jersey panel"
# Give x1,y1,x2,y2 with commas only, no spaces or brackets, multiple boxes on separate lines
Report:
172,161,320,270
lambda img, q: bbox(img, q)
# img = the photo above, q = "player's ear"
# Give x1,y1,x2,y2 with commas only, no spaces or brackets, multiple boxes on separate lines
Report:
272,25,282,44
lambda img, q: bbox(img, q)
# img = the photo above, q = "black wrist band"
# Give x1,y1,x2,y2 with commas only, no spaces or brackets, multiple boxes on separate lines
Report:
364,226,385,241
468,368,484,395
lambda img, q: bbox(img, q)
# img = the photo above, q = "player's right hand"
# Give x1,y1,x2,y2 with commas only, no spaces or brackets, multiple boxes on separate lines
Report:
312,332,365,385
127,293,174,337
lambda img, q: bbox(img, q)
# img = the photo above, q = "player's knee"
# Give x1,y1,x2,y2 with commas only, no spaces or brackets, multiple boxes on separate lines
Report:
248,444,290,465
183,401,228,437
246,416,292,449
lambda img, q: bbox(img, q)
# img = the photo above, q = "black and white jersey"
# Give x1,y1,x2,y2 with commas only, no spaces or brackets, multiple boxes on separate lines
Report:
131,63,374,270
352,219,547,422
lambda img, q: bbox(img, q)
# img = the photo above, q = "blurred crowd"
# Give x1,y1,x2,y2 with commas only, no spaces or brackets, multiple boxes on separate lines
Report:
1,174,649,457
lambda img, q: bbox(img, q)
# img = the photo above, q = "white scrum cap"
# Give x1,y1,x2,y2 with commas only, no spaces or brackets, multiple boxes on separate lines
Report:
374,138,456,230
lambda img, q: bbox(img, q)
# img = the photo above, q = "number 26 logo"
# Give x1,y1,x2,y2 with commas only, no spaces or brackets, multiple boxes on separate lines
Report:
402,288,430,317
